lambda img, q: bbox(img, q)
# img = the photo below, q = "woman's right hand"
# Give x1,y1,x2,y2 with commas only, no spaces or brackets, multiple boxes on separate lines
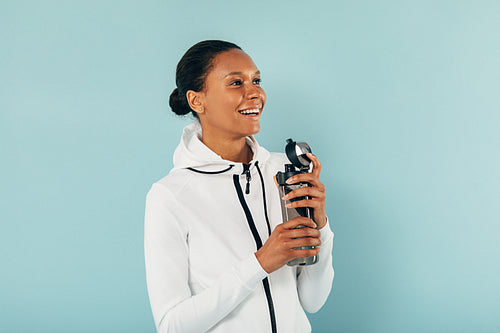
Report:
255,216,321,274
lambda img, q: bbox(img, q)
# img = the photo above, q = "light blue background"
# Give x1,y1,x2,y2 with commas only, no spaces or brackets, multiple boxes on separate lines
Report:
2,1,499,332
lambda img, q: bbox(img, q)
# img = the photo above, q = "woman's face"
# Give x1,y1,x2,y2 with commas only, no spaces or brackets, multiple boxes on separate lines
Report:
197,49,266,140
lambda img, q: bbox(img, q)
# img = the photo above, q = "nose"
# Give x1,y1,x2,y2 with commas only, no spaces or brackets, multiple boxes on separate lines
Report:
245,83,261,100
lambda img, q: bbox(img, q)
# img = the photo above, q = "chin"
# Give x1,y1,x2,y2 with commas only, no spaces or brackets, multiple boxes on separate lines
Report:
247,124,261,136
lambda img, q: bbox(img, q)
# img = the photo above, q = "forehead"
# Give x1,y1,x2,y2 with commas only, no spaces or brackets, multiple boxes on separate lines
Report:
209,49,259,78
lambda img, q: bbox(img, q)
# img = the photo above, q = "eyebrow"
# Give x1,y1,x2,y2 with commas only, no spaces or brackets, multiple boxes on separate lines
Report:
225,70,260,78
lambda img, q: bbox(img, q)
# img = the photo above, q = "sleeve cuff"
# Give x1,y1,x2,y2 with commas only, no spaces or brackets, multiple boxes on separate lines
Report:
319,216,334,244
234,253,269,290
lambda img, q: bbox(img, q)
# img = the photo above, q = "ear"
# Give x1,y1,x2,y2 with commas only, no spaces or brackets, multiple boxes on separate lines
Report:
186,90,205,115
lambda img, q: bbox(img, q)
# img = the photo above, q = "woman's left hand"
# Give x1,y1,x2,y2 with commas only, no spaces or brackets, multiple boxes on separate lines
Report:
281,153,327,229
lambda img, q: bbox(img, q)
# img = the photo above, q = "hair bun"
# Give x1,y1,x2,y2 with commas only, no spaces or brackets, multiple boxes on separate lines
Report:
169,88,191,116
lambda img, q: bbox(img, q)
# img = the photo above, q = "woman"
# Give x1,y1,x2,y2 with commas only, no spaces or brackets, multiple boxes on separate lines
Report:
145,40,334,333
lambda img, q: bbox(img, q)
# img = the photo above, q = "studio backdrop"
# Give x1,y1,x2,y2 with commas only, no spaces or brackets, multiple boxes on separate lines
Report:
2,0,499,332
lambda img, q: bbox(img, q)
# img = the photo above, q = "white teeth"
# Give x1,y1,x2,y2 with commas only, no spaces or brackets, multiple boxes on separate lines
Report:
239,108,260,115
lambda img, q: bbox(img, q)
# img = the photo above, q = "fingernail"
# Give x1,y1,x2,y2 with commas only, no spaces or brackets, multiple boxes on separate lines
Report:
286,203,292,208
286,178,294,184
282,195,289,200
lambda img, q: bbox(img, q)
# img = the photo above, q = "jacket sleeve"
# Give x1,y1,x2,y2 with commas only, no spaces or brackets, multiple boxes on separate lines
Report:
296,218,334,313
144,183,268,333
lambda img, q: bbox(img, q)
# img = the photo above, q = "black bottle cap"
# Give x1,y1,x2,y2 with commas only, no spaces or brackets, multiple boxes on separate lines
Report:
285,138,312,170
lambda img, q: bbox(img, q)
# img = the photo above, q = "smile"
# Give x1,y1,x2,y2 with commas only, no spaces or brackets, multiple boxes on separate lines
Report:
238,108,260,115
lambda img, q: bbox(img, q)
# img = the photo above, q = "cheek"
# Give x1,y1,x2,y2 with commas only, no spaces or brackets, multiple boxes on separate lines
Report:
205,94,240,122
222,93,245,114
207,89,240,109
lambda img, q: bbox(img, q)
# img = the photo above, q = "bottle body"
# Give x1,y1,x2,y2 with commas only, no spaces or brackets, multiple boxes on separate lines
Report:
276,165,318,266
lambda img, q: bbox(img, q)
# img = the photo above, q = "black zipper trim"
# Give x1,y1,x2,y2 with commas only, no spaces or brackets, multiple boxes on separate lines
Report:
262,278,276,333
233,174,262,248
242,163,251,194
233,174,277,333
255,161,272,237
187,165,234,174
254,162,276,332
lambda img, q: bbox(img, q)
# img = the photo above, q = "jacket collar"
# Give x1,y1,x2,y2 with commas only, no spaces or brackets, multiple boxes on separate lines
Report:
172,121,270,174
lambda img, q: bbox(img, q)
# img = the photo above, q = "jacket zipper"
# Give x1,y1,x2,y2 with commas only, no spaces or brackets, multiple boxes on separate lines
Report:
242,163,251,194
233,172,277,333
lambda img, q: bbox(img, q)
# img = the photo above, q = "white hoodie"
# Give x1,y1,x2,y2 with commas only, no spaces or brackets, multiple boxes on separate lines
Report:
144,122,334,333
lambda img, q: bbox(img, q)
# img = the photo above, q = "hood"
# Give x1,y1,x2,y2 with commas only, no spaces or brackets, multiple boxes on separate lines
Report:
172,121,271,173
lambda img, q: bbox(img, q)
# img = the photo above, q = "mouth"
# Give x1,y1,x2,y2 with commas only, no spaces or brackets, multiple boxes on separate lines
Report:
238,107,261,116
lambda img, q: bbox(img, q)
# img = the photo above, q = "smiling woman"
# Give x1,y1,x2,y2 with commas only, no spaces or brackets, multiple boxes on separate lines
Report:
145,40,334,333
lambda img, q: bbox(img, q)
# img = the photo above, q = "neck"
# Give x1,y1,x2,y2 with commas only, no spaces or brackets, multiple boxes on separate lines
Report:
201,133,253,164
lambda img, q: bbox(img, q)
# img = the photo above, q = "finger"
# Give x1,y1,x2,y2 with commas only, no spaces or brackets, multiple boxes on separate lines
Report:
286,198,324,210
307,153,321,178
286,226,321,239
285,173,325,190
282,216,316,229
282,186,326,202
286,237,321,249
291,247,321,259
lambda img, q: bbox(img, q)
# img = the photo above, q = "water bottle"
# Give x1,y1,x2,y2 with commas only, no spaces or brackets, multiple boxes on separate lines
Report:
276,139,317,266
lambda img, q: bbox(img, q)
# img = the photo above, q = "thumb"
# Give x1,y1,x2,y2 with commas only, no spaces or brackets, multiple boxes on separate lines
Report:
273,175,279,188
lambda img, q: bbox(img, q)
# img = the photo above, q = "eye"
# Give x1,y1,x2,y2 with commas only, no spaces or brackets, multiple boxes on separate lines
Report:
253,78,261,85
230,80,242,86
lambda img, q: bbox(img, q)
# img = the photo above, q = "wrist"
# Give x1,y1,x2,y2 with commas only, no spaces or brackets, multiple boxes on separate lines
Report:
254,250,272,274
316,216,327,229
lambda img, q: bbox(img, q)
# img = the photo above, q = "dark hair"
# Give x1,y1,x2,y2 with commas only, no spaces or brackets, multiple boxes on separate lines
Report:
169,40,242,118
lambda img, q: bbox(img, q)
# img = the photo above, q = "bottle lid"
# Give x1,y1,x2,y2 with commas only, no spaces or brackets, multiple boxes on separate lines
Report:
285,138,312,170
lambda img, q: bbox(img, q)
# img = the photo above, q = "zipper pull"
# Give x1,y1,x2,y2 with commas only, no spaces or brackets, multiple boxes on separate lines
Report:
243,163,251,194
